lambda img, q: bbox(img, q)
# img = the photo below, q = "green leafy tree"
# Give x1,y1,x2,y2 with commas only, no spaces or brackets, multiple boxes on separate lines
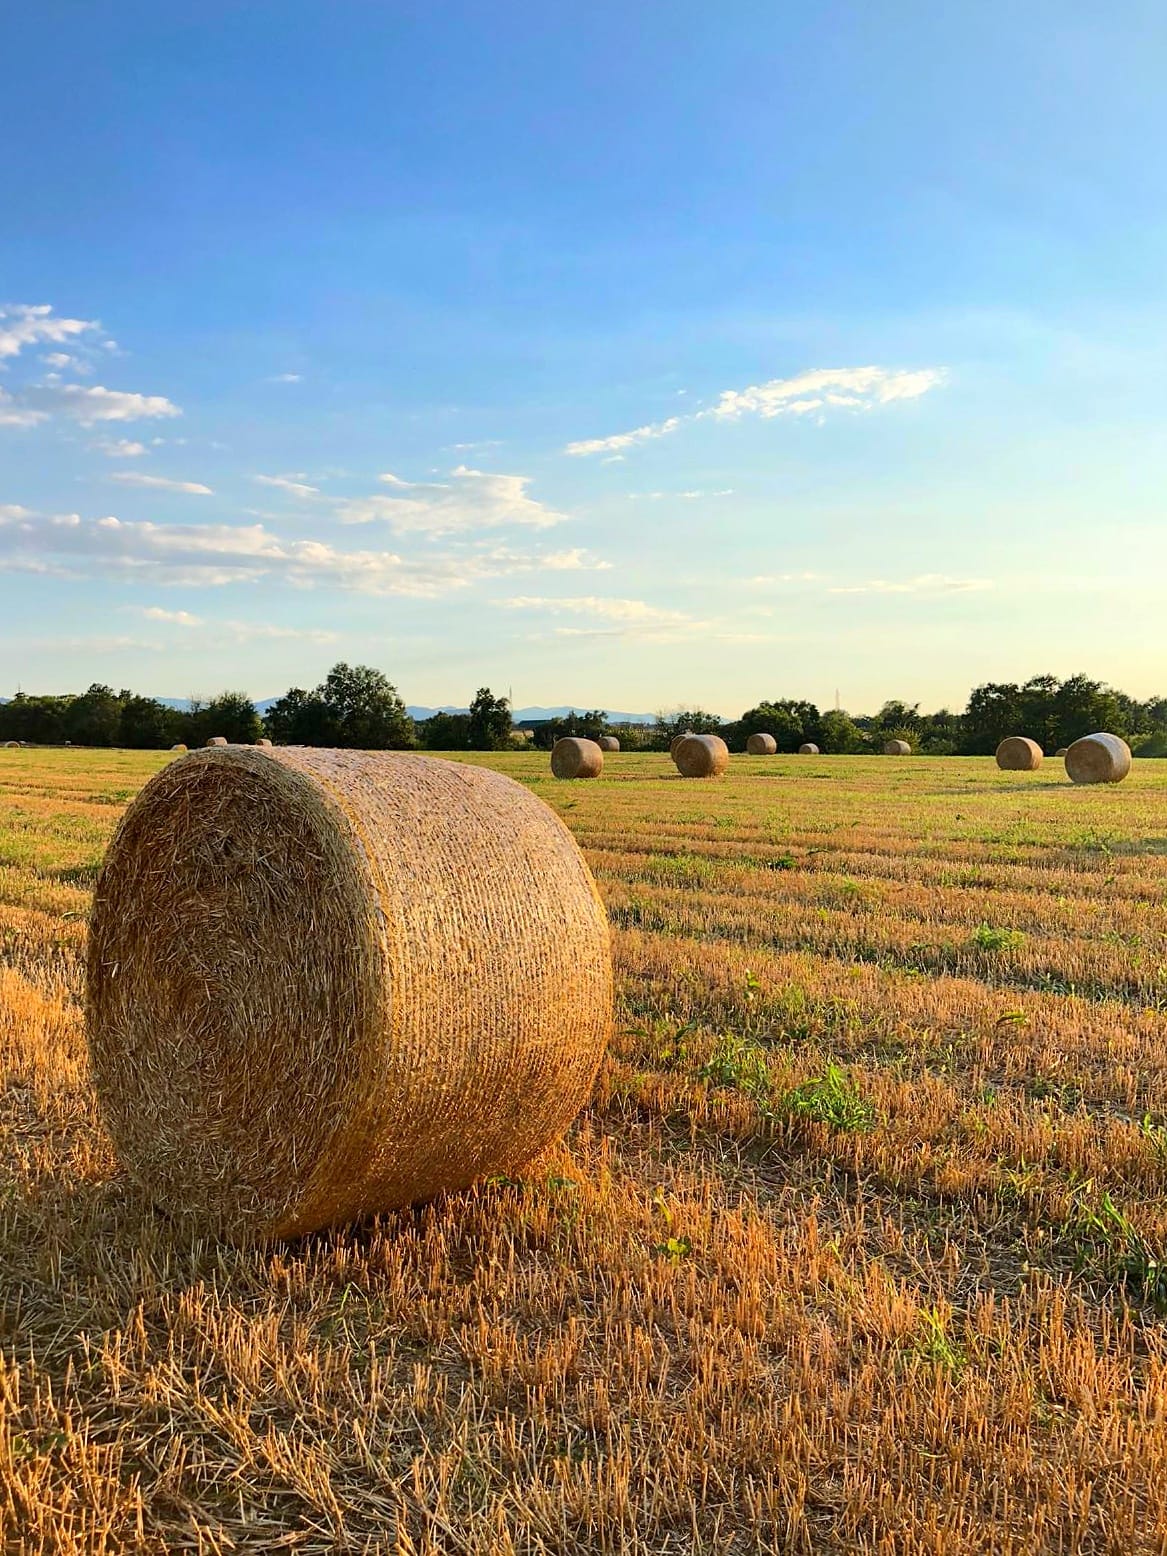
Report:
319,663,414,748
64,684,123,747
263,687,336,746
418,711,471,749
467,687,512,750
818,709,864,753
199,691,263,745
119,695,177,748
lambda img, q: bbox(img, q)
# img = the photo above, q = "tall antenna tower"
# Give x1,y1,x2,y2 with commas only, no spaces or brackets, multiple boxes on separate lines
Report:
835,687,840,712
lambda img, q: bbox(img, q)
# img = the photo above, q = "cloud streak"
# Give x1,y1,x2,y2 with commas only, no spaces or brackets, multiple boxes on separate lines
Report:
110,472,213,495
337,466,568,535
564,365,944,455
0,304,96,362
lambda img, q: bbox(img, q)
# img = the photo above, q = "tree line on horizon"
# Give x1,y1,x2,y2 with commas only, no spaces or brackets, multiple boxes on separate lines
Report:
3,666,1166,757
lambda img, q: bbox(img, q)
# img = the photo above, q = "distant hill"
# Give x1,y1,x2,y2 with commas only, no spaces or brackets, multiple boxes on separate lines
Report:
3,694,662,725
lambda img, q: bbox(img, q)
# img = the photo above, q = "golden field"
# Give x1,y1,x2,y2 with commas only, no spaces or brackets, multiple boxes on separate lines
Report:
2,746,1167,1554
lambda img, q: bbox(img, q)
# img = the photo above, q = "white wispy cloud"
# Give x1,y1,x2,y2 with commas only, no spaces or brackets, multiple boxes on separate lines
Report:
565,365,944,455
109,472,213,495
93,438,148,458
42,352,91,373
140,606,203,625
267,372,302,383
564,418,682,457
500,595,690,624
1,383,181,427
253,474,321,498
627,488,734,501
337,466,568,535
0,304,97,362
0,507,609,596
826,574,993,596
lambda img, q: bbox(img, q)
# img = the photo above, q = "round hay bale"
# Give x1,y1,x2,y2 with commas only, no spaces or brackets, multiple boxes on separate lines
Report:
883,739,911,756
550,737,603,780
169,743,188,754
86,746,613,1241
746,733,777,756
256,738,273,748
669,731,693,761
996,736,1043,772
597,735,620,752
799,743,820,756
206,736,228,747
2,740,19,749
1056,747,1068,757
674,734,729,778
1065,732,1131,786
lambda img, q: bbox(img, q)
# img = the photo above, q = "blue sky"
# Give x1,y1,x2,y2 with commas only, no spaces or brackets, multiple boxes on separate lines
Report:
2,2,1165,715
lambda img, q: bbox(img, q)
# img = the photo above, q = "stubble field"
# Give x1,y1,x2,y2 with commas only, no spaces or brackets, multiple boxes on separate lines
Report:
2,747,1167,1553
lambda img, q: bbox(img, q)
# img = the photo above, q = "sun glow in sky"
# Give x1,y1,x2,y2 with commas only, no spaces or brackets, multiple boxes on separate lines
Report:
2,2,1165,714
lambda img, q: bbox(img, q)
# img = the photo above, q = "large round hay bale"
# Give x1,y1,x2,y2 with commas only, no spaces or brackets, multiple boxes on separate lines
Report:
598,735,620,752
86,746,613,1241
746,733,777,756
1065,732,1131,786
883,739,911,756
206,736,228,747
996,736,1043,772
256,738,273,748
551,737,603,779
799,743,820,756
674,734,729,778
669,732,693,761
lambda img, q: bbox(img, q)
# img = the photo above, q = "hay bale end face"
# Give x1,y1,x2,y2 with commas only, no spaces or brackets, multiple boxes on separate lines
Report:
996,736,1044,772
206,736,228,747
746,733,777,756
883,739,911,756
674,734,729,778
799,743,820,755
1065,732,1132,786
550,737,603,780
598,735,620,752
669,731,694,761
85,746,613,1241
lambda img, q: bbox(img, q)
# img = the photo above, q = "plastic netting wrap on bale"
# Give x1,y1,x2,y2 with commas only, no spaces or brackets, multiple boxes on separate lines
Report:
1065,733,1132,786
86,746,613,1241
799,743,820,755
597,735,620,752
551,737,603,779
996,737,1044,771
674,734,729,778
883,739,911,756
746,733,777,755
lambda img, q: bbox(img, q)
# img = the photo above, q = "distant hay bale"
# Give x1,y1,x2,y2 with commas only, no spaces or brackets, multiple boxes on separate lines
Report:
551,737,603,779
669,731,694,760
996,736,1043,772
799,743,820,755
2,740,19,749
85,746,613,1241
674,734,729,778
1056,748,1068,757
169,743,188,754
598,735,620,752
883,739,911,756
1065,732,1132,786
206,736,228,747
256,738,273,748
746,733,777,755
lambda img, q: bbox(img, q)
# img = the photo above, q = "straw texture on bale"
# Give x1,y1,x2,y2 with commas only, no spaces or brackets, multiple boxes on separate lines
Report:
996,736,1044,772
1065,732,1132,786
746,733,777,756
598,735,620,752
799,743,820,755
674,734,729,778
86,746,613,1241
669,732,693,761
550,737,603,779
206,736,228,747
883,739,911,756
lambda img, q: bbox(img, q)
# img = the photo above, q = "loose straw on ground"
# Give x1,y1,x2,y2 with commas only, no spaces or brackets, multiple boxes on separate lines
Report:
86,746,613,1241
